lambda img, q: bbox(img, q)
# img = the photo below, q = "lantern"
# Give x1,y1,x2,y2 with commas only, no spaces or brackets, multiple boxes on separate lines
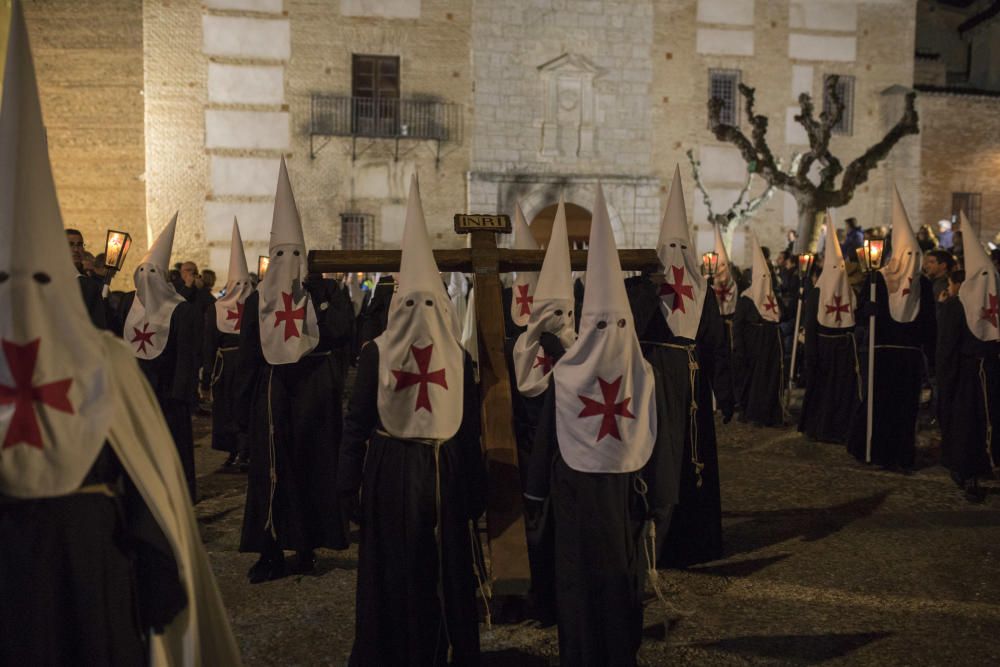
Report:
258,255,271,281
103,230,132,272
857,239,885,272
797,253,815,279
701,251,719,278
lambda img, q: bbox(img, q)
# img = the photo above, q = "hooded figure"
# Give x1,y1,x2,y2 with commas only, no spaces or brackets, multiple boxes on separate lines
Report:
339,175,486,666
235,157,354,581
525,184,668,666
847,190,936,469
510,201,541,328
628,166,730,568
733,231,785,426
937,231,1000,500
116,212,201,499
0,2,241,662
799,212,863,443
201,219,253,466
713,222,738,318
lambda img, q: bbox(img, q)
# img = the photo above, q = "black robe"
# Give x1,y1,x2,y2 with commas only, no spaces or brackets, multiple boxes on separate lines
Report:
115,294,201,500
526,374,673,666
339,344,485,666
201,310,247,457
733,296,785,426
630,280,729,568
0,446,186,665
357,278,393,347
936,297,1000,482
236,281,353,553
798,287,864,444
847,273,936,468
78,273,108,330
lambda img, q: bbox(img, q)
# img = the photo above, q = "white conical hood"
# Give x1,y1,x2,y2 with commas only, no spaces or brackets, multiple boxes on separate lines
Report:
375,175,463,440
552,184,656,473
713,222,737,316
880,186,922,323
815,211,855,328
512,194,576,397
257,156,318,364
125,212,185,360
510,201,540,327
215,218,254,334
958,218,1000,342
746,231,780,321
0,0,112,497
655,166,707,339
447,271,469,326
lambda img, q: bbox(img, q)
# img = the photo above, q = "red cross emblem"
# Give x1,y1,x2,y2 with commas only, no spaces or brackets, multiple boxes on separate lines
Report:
226,302,245,331
825,294,850,323
533,354,554,374
902,276,913,297
764,294,778,314
714,280,733,304
0,339,74,450
981,293,999,329
274,291,306,341
659,265,695,313
130,323,155,355
515,284,533,317
392,344,448,413
577,375,636,442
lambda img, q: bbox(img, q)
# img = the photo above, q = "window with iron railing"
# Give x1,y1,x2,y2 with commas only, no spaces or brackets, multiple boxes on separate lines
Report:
952,192,982,234
709,69,741,127
340,213,373,251
823,75,855,136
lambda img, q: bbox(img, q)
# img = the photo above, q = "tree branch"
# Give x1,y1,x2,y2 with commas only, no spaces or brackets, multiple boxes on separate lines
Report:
686,148,717,221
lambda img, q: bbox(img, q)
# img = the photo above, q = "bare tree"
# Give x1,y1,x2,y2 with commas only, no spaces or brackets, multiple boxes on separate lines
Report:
708,76,919,253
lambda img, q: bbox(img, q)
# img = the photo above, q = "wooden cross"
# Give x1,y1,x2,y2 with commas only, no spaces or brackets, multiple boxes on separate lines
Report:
310,215,659,593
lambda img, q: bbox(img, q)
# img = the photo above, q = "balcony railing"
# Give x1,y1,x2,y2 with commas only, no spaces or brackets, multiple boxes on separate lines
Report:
310,95,461,143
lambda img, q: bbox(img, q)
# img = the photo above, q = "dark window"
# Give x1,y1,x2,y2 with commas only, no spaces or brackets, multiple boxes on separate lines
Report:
351,54,400,136
340,213,372,251
951,192,982,234
709,69,741,126
823,75,854,135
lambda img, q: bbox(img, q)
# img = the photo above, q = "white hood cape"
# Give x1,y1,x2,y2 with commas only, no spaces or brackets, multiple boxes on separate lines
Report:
958,217,1000,343
510,201,540,328
214,218,254,334
713,222,737,316
746,231,780,322
553,184,656,473
880,187,922,324
257,158,319,365
816,211,856,328
0,3,241,662
448,271,469,326
512,195,576,398
124,213,185,360
375,177,464,440
656,166,707,339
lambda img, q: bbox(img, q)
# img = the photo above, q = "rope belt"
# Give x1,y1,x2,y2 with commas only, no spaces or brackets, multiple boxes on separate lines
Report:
776,326,788,421
818,332,863,401
265,367,278,539
724,318,735,354
978,359,996,471
635,476,692,625
645,341,703,488
210,345,239,386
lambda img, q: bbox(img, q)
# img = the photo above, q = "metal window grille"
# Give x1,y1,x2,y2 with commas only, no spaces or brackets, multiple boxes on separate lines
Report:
951,192,982,234
708,69,741,126
823,75,855,135
340,213,372,250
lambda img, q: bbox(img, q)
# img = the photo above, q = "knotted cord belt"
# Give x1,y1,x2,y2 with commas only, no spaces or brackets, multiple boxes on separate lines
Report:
210,345,239,386
635,476,692,625
818,332,863,401
645,341,704,488
977,359,996,471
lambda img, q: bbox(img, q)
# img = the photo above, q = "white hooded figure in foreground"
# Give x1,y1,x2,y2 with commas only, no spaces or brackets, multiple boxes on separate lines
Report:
0,2,241,664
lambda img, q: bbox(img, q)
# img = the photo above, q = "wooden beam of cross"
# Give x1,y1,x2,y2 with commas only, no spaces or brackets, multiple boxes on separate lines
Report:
310,215,659,593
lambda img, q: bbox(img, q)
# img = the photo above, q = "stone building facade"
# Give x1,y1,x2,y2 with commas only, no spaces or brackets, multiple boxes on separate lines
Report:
21,0,998,283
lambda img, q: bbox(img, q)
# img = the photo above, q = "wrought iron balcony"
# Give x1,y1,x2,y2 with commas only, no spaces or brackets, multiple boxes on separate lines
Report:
309,94,462,162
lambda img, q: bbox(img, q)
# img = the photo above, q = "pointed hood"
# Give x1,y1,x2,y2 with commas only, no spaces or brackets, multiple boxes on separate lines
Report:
214,218,254,334
958,222,1000,342
655,166,707,339
375,175,464,440
816,211,856,328
713,222,737,316
745,231,780,321
510,201,540,327
257,156,319,364
880,186,922,323
552,184,656,473
125,213,185,360
512,194,576,397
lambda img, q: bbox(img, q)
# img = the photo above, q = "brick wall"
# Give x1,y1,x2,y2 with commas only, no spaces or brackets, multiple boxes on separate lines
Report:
23,0,146,286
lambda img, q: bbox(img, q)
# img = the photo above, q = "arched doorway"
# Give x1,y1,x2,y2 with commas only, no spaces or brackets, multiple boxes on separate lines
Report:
528,202,592,249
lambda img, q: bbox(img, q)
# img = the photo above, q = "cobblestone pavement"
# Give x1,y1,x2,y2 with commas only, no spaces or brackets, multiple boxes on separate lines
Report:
192,409,1000,666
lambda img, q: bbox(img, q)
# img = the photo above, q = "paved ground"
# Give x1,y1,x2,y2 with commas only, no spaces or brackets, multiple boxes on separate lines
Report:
192,404,1000,666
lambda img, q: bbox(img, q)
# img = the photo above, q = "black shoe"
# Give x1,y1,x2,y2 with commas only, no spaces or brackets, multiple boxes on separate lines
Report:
236,454,250,473
290,550,316,575
248,554,285,584
223,452,237,468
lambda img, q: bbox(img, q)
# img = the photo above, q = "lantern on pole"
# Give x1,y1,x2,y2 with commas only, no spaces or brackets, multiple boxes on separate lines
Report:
701,251,719,280
858,237,885,463
102,229,132,285
258,255,271,281
798,253,815,279
787,252,816,403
